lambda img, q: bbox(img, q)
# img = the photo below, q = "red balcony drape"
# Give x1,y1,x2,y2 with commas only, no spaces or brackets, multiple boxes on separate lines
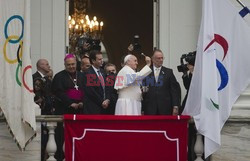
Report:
64,115,190,161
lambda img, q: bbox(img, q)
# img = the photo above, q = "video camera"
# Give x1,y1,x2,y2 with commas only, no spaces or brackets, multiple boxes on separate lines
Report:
77,37,101,53
177,51,196,73
132,35,141,52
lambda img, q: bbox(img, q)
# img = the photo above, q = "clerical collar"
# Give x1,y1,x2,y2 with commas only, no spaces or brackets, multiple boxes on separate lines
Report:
38,71,45,78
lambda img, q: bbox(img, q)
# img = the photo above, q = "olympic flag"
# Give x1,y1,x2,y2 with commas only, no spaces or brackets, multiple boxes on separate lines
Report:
183,0,250,158
0,0,36,150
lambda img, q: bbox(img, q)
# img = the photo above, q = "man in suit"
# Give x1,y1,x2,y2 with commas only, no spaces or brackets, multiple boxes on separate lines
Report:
80,55,91,73
104,63,118,115
33,59,52,161
33,59,52,97
84,50,110,114
33,59,52,111
33,59,51,80
142,49,181,115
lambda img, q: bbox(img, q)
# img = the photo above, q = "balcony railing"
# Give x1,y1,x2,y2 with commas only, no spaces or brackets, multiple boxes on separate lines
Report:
1,114,250,161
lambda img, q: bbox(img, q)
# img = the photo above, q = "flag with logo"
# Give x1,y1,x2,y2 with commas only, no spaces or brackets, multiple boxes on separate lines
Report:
182,0,250,158
0,0,37,150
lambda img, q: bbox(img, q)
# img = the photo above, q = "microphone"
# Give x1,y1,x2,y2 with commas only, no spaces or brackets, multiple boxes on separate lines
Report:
141,53,146,57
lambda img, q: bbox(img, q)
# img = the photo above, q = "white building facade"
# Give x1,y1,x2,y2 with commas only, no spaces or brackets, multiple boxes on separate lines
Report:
0,0,250,160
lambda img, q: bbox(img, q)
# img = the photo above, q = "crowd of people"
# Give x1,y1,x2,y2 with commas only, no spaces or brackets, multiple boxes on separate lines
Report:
33,44,197,161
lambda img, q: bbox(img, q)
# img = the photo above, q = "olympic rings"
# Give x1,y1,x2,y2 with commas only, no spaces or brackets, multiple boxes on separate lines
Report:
2,15,33,93
17,44,23,66
4,15,24,44
22,65,33,93
4,35,23,64
16,62,22,86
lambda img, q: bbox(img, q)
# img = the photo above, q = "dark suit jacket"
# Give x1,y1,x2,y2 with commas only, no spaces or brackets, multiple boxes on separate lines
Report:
33,71,52,89
142,66,181,115
83,66,110,114
180,73,192,113
33,71,53,115
33,71,42,80
104,73,118,115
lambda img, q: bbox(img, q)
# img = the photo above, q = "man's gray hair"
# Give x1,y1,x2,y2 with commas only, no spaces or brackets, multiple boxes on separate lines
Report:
123,54,133,64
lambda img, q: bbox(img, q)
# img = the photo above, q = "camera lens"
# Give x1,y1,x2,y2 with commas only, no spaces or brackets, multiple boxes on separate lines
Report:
177,51,196,73
134,35,139,39
133,35,141,52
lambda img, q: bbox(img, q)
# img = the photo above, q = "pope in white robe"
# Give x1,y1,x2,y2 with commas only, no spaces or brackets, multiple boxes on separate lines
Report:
114,54,152,115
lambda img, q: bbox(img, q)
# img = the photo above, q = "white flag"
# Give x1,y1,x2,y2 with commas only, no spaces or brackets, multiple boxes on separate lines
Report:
182,0,250,158
0,0,36,150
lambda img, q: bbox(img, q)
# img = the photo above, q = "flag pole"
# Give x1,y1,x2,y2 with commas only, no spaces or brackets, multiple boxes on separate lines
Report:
236,0,245,8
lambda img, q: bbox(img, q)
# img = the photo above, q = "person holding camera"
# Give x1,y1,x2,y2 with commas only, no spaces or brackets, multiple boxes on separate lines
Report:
179,51,197,161
142,49,181,115
179,51,196,113
181,64,193,110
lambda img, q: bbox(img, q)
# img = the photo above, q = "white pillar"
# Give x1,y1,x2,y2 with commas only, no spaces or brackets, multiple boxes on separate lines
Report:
31,0,66,75
46,122,57,161
194,132,204,161
157,0,202,100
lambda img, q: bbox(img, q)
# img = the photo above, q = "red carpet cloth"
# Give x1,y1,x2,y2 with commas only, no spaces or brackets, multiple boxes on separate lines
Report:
64,115,190,161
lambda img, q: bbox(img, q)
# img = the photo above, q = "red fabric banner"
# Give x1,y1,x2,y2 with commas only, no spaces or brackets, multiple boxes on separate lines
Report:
64,115,190,161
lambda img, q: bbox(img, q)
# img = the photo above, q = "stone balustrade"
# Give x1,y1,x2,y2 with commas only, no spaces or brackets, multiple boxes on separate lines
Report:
1,115,250,161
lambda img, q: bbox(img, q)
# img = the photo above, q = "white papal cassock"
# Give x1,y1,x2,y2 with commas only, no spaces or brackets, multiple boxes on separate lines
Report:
114,65,152,115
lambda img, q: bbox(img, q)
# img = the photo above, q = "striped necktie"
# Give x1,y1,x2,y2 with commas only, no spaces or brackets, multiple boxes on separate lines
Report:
97,70,105,99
